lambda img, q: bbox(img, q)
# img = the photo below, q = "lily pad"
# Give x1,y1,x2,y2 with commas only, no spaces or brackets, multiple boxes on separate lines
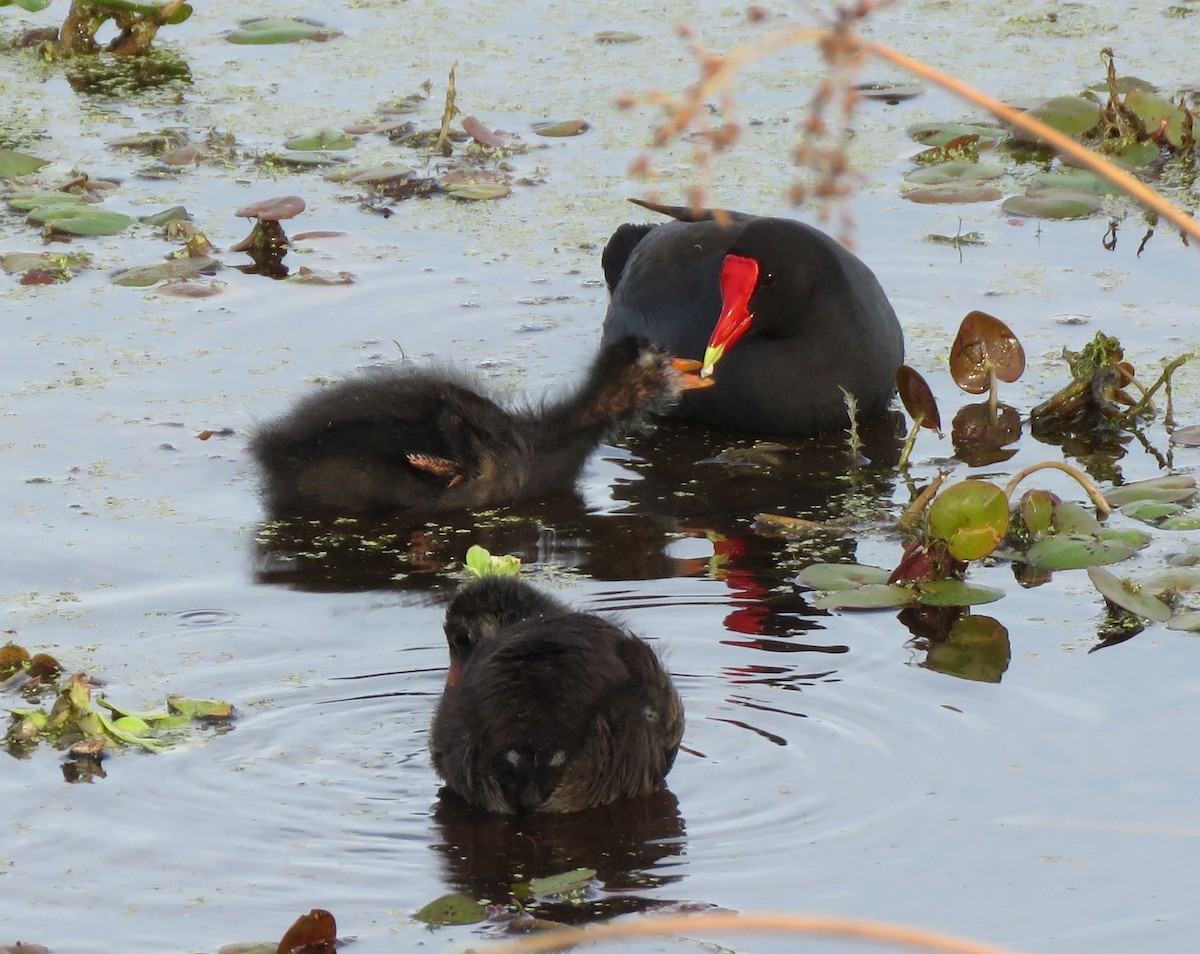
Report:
949,310,1025,393
907,122,1005,147
28,206,135,236
1030,169,1124,196
813,584,916,610
0,0,52,10
896,365,941,431
595,30,641,43
1087,567,1173,622
1001,189,1103,220
1025,535,1135,570
856,81,924,102
8,191,90,213
112,257,220,287
928,480,1010,561
527,867,596,898
1161,514,1200,531
226,17,342,44
1052,502,1103,536
1105,475,1197,507
443,181,511,201
0,149,51,179
284,127,356,151
1166,611,1200,632
904,161,1006,185
1124,89,1189,148
1120,500,1186,523
532,119,590,137
922,614,1010,683
915,580,1004,606
413,893,486,926
464,545,521,578
904,183,1003,204
795,563,892,590
1018,96,1103,138
1139,568,1200,598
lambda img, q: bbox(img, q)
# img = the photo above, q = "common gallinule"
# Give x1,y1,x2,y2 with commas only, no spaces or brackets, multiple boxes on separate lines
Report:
250,336,710,516
430,576,684,813
601,199,904,435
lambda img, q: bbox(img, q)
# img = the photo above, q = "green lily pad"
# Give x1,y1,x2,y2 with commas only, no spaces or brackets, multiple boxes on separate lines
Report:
1018,96,1102,138
99,0,192,22
443,181,511,201
1030,170,1124,196
0,0,52,10
1105,475,1197,507
168,696,234,719
112,257,220,287
794,563,891,590
1001,189,1103,220
1019,490,1058,536
904,184,1003,204
7,191,90,212
1166,611,1200,632
0,149,51,179
1139,568,1200,597
226,16,342,44
28,206,135,236
1052,502,1102,536
1120,500,1186,522
1098,527,1152,550
907,122,1005,147
268,150,344,168
284,127,356,151
464,545,521,578
928,480,1009,561
1161,514,1200,531
527,867,596,897
413,893,486,926
1025,535,1135,570
1124,89,1189,148
915,580,1004,606
138,205,190,227
1087,567,1173,622
813,584,916,610
904,161,1006,185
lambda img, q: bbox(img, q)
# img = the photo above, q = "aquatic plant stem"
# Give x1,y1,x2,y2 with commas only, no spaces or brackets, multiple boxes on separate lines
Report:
469,912,1027,954
897,470,949,530
859,41,1200,244
1003,461,1111,513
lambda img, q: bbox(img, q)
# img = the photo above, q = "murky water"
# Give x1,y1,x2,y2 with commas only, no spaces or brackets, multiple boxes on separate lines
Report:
3,2,1200,953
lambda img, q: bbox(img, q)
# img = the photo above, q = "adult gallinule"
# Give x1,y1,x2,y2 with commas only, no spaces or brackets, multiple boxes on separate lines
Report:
250,336,710,517
601,199,904,435
430,576,684,813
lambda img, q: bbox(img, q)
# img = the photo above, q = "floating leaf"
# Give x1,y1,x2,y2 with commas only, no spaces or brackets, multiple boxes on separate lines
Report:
904,184,1002,204
1001,189,1102,220
813,584,916,610
527,868,596,898
0,642,31,680
907,122,1005,147
1087,567,1173,622
915,580,1004,606
950,310,1026,394
1029,169,1124,196
1120,500,1185,523
413,894,486,926
1124,89,1189,148
595,30,641,43
1161,514,1200,531
464,545,521,578
904,161,1005,185
856,81,923,102
8,191,89,212
284,127,356,151
139,205,190,227
1026,536,1135,570
1139,568,1200,598
0,0,52,10
928,479,1009,561
168,696,235,719
1052,501,1102,537
1018,489,1058,537
0,149,51,179
795,563,891,590
29,206,135,236
1166,612,1200,632
1170,424,1200,446
1105,475,1197,507
532,119,590,137
235,195,305,220
461,116,507,148
226,16,342,44
443,181,511,201
112,256,219,287
1018,96,1102,138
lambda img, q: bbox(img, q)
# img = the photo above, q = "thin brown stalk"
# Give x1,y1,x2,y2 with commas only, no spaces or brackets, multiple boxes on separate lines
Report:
1003,461,1111,513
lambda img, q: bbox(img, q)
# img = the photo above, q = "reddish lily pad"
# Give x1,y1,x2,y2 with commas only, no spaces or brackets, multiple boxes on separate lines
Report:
1087,567,1173,622
235,195,305,220
1001,189,1103,219
1170,424,1200,446
904,184,1003,204
949,310,1026,394
276,909,336,954
896,365,941,431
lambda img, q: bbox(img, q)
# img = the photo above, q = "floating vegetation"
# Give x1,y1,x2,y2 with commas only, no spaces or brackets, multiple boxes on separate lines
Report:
225,15,342,45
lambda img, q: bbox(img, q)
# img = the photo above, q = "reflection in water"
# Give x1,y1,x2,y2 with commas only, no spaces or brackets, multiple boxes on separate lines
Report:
429,788,687,922
899,605,1012,683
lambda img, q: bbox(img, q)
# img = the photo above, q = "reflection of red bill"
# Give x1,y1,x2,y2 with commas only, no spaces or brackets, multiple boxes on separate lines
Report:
702,253,759,377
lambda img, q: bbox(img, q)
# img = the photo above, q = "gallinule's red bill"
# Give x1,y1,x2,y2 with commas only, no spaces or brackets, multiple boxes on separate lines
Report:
430,576,684,813
251,336,711,517
602,199,904,435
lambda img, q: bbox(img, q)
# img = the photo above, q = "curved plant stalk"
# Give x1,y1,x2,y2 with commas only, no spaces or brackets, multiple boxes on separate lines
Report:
896,470,949,530
1003,461,1111,513
471,912,1026,954
1125,354,1190,419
